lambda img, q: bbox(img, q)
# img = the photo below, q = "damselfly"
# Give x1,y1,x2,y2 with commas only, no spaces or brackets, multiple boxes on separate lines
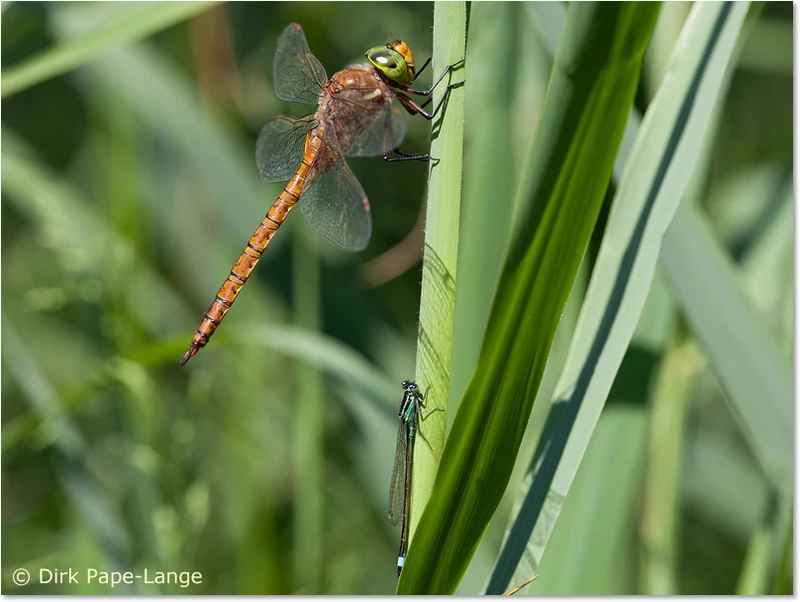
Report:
388,380,434,577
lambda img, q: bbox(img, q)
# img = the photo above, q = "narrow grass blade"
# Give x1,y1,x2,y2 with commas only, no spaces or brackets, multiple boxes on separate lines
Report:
639,343,701,593
736,490,781,594
487,2,750,592
233,323,398,412
2,1,221,98
50,40,265,247
502,573,538,595
772,515,793,594
1,132,188,338
398,4,661,593
1,318,132,580
291,223,324,591
406,0,468,558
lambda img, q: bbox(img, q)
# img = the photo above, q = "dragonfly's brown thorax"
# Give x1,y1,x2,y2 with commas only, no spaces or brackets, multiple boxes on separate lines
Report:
322,67,393,102
312,67,395,171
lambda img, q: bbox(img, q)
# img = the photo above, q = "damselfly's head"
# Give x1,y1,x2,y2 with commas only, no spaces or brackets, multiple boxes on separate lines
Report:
401,380,419,393
366,39,415,85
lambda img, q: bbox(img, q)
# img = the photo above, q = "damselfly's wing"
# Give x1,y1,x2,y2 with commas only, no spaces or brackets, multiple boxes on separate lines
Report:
255,115,315,182
387,422,407,526
273,23,327,105
343,105,407,158
299,152,372,251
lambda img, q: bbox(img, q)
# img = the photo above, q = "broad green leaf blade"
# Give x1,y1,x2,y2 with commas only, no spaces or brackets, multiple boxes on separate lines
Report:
534,407,649,594
2,1,221,98
487,2,750,592
406,0,468,562
683,427,770,540
397,3,661,594
449,1,519,413
661,202,793,492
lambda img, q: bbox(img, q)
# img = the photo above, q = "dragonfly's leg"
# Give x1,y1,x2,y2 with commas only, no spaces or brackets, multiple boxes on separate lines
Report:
395,82,463,121
382,147,438,163
380,109,435,163
381,117,438,162
411,56,432,83
413,93,451,110
404,59,465,97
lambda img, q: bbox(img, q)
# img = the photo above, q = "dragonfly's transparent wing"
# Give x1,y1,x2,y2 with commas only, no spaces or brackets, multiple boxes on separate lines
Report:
299,153,372,251
255,115,314,182
388,423,407,526
273,23,327,105
342,105,407,158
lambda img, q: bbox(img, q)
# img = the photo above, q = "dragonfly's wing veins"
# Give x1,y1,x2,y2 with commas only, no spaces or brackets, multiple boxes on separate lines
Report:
299,153,371,251
343,105,407,158
273,23,327,105
255,115,314,182
388,423,407,527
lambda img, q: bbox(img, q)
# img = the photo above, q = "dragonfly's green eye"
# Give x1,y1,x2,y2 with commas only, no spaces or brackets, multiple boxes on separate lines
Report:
366,46,412,84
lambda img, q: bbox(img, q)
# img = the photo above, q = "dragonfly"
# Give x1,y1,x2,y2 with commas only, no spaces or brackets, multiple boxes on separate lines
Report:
179,23,463,366
389,380,435,577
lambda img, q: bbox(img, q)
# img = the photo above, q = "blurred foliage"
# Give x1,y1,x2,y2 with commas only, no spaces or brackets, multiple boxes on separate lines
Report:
1,1,793,595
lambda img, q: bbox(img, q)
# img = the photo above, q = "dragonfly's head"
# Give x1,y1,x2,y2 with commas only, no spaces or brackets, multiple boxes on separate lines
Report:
365,39,415,85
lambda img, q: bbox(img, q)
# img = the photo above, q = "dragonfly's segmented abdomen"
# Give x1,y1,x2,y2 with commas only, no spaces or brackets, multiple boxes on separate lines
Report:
179,131,325,366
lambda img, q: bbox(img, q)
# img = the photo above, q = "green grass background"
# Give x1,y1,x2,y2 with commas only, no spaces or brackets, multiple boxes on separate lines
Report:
1,1,793,595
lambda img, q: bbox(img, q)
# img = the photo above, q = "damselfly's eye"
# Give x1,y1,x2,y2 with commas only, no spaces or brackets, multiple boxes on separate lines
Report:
401,380,409,388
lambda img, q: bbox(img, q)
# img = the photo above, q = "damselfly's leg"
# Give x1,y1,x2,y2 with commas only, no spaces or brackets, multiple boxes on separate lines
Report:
420,384,432,405
415,385,441,449
417,425,435,450
416,411,442,449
